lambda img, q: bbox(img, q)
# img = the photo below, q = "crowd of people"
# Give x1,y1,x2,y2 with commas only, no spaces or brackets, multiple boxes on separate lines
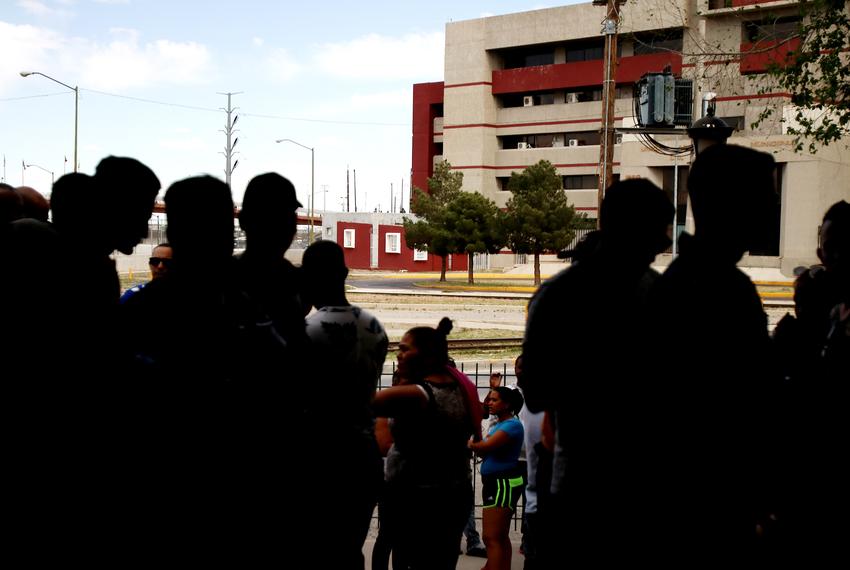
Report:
0,142,847,568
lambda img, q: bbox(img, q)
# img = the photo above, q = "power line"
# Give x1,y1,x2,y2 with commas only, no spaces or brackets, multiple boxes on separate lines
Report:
81,88,222,113
80,88,409,126
0,91,71,102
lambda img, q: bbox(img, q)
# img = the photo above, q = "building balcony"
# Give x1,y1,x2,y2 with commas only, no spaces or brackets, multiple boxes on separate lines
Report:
707,0,798,10
496,98,634,130
739,37,800,74
491,53,683,94
495,144,613,170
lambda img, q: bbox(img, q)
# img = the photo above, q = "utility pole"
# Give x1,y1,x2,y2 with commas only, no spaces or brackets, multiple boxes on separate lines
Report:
400,177,405,213
321,184,329,212
346,166,350,212
596,0,623,228
218,91,242,188
353,169,358,212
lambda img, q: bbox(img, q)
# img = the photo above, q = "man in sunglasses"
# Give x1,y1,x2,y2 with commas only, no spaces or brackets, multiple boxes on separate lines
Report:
120,242,172,303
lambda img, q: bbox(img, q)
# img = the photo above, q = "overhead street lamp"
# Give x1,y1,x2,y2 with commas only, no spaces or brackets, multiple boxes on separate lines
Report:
275,138,315,243
20,71,79,173
25,163,55,187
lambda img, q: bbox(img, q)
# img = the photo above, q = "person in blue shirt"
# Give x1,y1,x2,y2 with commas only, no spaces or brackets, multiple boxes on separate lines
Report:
469,386,526,570
119,242,172,304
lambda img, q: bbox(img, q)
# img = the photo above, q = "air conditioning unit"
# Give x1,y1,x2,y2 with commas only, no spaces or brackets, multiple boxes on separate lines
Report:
517,142,531,149
568,139,580,147
523,96,535,107
566,93,580,104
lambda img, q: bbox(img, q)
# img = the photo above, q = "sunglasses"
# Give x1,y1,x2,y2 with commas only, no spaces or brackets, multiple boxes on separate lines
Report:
149,257,173,267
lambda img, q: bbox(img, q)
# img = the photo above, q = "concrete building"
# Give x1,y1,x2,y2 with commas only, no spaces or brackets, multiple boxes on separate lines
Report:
412,0,850,276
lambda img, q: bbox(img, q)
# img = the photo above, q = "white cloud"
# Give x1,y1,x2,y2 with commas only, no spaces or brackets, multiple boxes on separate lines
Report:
1,22,213,93
17,1,55,15
314,31,444,81
252,37,264,47
0,21,64,93
77,28,212,90
264,48,301,82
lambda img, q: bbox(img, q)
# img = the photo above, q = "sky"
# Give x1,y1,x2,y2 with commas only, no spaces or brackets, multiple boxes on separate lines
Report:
0,0,576,211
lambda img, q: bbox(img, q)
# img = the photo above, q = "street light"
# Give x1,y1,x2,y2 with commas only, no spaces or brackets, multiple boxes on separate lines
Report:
275,138,315,243
20,71,79,173
25,163,55,187
687,93,734,156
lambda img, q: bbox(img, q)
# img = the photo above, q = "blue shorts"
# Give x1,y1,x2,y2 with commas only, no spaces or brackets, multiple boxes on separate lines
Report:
482,471,526,511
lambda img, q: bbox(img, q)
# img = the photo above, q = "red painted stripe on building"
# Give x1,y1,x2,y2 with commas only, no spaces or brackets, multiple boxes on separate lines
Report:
452,162,619,170
716,92,791,102
575,207,598,211
444,81,493,89
443,123,497,129
443,117,624,130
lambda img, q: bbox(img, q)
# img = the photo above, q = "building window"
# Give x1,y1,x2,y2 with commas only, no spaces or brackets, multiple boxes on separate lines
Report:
343,228,355,248
632,30,684,55
745,18,800,44
385,232,401,253
413,248,428,261
565,39,604,62
563,174,599,190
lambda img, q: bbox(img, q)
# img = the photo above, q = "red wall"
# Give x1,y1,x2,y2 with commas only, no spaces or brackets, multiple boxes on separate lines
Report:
376,224,468,272
412,82,445,196
491,52,683,94
337,221,372,270
739,38,799,74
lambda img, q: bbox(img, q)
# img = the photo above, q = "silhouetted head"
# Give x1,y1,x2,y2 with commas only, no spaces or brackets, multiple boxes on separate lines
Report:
1,183,23,224
164,176,234,268
688,144,777,260
93,156,160,254
488,386,525,417
15,186,50,222
50,173,96,235
301,239,348,307
148,242,173,280
599,179,673,264
818,200,850,300
239,173,301,255
397,317,453,380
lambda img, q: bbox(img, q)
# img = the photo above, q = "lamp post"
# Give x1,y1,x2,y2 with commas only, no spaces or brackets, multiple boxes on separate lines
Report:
25,163,55,187
20,71,79,173
687,94,734,156
275,138,315,243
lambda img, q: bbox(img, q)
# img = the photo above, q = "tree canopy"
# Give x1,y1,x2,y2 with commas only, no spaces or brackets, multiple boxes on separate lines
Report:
753,0,849,152
504,160,581,284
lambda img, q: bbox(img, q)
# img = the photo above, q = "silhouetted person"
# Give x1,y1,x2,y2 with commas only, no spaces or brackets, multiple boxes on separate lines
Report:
236,172,309,364
648,144,779,563
300,239,388,569
773,200,850,561
2,158,159,561
520,179,673,566
121,175,288,561
15,185,50,221
0,182,23,225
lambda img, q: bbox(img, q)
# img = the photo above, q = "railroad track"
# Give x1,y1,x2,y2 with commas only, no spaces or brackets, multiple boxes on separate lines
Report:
387,337,524,352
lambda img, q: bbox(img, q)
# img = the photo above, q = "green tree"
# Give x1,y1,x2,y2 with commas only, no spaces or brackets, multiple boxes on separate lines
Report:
754,0,850,152
404,160,464,281
441,192,504,284
504,160,581,285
